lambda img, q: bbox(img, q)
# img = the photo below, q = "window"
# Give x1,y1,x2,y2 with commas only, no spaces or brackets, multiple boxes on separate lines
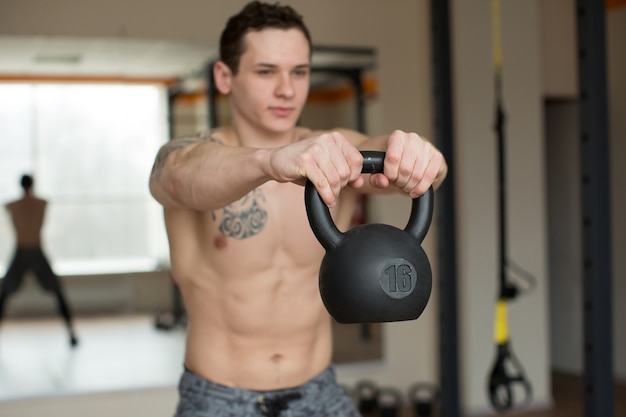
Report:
0,83,169,275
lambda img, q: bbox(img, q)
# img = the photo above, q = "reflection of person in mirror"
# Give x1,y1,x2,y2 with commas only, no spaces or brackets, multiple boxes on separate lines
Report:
150,2,447,416
0,174,78,347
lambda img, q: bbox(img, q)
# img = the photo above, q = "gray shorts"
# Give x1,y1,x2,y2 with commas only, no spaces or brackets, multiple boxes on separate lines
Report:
175,365,361,417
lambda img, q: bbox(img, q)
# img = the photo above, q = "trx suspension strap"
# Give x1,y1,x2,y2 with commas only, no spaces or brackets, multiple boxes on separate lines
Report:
487,0,533,411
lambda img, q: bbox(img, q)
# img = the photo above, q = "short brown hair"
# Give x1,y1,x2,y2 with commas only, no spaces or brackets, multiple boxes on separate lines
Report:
219,1,312,74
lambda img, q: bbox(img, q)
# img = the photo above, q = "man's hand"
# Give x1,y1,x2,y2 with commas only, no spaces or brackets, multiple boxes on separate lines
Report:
267,132,364,207
369,130,446,198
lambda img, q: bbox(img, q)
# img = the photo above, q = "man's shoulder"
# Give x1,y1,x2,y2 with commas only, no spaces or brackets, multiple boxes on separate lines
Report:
5,198,23,208
191,127,239,146
10,197,48,208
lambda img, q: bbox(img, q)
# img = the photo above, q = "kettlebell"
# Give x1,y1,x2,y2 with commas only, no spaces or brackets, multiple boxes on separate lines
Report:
378,386,404,417
408,382,440,416
305,151,434,323
355,379,380,413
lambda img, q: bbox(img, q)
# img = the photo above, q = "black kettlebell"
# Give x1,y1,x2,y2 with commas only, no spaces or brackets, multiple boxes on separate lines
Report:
408,382,440,416
355,379,380,413
305,151,433,323
378,386,404,417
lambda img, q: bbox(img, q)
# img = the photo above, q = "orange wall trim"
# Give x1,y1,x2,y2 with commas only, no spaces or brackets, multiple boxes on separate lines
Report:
1,74,377,104
607,0,626,10
0,74,177,85
195,76,379,105
308,76,379,104
173,92,207,105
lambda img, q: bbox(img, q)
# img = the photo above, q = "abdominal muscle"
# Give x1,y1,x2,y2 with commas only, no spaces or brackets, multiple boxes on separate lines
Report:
183,264,331,390
181,265,333,390
165,182,354,391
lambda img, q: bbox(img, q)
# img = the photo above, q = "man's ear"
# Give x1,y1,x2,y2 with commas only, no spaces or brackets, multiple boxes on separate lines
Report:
213,61,233,94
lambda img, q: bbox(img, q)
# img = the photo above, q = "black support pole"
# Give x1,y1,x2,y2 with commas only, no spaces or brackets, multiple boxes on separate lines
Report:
207,61,219,128
430,1,460,417
167,88,178,140
576,1,614,417
348,69,366,134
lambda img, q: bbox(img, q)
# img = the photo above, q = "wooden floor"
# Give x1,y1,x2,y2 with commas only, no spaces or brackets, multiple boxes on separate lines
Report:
0,314,186,401
365,372,626,417
0,315,623,416
509,371,626,417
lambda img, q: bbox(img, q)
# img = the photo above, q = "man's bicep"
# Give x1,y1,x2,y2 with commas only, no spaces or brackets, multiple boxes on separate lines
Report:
150,137,199,181
149,130,226,208
150,130,223,181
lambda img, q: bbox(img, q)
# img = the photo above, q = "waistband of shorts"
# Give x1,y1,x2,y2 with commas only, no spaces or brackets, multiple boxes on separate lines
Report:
180,364,336,401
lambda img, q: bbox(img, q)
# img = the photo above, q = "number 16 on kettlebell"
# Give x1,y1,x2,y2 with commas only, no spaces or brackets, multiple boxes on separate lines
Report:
305,151,434,323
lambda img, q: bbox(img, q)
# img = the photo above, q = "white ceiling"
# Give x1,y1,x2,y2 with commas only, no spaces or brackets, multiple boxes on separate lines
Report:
0,35,216,79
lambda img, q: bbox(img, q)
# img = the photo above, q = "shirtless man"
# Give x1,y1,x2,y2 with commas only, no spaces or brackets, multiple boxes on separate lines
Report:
0,174,78,347
149,2,447,416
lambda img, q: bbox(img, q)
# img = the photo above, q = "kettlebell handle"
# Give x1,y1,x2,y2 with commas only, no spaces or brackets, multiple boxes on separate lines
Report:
305,151,434,251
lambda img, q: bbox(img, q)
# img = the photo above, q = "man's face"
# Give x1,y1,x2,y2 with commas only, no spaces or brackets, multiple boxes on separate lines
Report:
229,28,311,135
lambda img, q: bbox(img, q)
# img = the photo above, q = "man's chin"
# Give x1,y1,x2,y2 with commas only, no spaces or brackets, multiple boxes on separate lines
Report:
265,119,298,134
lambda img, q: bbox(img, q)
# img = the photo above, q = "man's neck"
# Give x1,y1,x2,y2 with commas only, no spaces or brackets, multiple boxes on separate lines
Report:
231,121,299,149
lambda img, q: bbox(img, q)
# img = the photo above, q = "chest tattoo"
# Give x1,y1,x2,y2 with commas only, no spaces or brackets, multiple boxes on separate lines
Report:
214,189,268,239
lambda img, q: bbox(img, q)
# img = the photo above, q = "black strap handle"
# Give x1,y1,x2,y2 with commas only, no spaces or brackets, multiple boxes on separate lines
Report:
488,343,533,411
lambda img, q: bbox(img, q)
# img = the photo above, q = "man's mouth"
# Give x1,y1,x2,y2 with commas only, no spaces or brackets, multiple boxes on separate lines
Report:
270,107,294,117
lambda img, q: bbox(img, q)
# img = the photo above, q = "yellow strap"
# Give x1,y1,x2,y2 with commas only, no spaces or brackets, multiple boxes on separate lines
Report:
491,0,503,77
494,300,509,344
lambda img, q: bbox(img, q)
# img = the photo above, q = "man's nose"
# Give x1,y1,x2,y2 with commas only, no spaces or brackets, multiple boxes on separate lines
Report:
275,73,295,97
